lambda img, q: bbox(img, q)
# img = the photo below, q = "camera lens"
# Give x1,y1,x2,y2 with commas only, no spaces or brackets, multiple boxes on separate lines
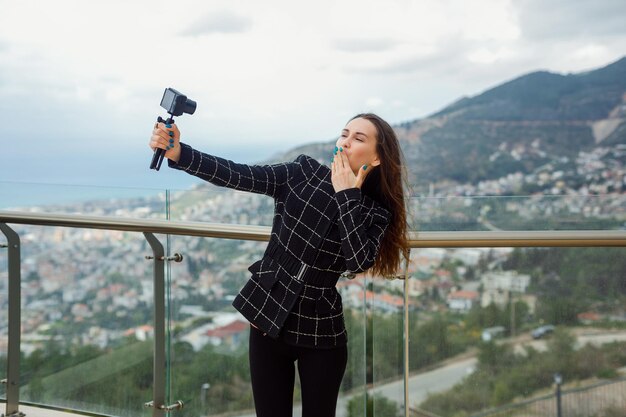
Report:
184,99,197,115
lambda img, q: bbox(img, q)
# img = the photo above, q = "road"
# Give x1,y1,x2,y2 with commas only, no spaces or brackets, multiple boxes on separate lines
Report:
370,357,478,406
512,329,626,354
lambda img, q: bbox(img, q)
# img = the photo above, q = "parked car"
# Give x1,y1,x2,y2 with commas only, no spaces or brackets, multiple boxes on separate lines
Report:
531,324,555,339
481,326,506,342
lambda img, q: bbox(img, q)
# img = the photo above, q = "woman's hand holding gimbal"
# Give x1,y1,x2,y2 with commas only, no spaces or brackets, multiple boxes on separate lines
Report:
149,122,182,164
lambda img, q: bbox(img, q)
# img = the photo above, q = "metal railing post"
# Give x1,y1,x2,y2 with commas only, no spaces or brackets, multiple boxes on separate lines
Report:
403,249,411,417
554,373,563,417
144,233,166,417
0,223,24,417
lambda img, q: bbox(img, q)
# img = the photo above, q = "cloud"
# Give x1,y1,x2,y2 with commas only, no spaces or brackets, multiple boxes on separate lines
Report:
365,97,384,107
516,0,626,40
3,0,626,190
179,10,253,36
333,38,398,53
339,36,477,76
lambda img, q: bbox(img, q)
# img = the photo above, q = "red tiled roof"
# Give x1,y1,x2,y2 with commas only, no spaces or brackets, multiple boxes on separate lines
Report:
577,311,602,321
206,320,249,338
364,291,404,307
448,290,479,300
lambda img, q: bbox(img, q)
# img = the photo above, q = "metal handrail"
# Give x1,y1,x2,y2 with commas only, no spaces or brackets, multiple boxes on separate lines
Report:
0,210,271,241
1,210,625,247
408,229,626,247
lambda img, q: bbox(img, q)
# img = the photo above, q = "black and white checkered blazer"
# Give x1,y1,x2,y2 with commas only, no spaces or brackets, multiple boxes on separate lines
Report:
169,143,391,348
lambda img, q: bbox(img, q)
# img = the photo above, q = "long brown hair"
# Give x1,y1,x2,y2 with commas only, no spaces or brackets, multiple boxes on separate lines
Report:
352,113,411,278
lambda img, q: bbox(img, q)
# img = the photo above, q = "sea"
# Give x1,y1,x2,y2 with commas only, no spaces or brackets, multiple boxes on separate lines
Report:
0,147,274,209
0,178,200,209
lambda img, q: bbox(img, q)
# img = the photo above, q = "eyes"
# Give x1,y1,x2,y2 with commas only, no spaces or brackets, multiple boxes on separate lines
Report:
339,134,364,142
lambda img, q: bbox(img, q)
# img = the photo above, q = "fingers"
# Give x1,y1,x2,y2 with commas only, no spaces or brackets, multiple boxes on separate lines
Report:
149,134,169,152
150,123,169,144
149,122,180,152
331,147,339,172
331,147,359,175
331,146,346,169
159,122,180,139
354,164,370,188
154,122,180,140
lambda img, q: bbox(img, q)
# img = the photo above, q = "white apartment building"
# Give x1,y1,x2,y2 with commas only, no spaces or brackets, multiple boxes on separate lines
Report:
481,270,531,308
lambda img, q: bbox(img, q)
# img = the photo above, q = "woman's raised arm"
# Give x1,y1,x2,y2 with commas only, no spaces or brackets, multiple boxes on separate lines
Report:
149,122,302,198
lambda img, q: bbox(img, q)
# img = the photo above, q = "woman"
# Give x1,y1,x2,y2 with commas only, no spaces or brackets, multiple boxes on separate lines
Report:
149,113,410,417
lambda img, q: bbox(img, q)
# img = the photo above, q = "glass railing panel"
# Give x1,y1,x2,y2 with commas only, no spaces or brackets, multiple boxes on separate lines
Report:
165,233,368,417
369,274,405,417
409,246,626,417
165,235,262,416
8,223,161,416
0,233,7,402
408,194,626,231
337,275,367,417
0,181,169,219
167,186,275,225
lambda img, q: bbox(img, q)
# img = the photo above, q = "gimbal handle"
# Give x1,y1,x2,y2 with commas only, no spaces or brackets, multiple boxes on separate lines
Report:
149,115,175,171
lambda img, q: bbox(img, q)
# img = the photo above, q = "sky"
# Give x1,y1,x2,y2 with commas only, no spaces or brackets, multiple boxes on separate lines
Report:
1,0,626,192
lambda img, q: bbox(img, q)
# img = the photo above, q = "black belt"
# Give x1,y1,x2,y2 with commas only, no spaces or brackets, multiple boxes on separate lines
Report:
264,239,341,288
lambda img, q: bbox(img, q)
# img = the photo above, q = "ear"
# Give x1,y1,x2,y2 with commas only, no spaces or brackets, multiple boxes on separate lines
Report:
371,154,381,167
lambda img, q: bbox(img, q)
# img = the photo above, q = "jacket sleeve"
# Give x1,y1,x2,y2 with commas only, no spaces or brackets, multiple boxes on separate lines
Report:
168,143,303,198
335,188,391,273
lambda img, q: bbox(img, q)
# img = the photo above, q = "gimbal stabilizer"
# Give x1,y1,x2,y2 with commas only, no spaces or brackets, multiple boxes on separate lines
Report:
150,88,197,171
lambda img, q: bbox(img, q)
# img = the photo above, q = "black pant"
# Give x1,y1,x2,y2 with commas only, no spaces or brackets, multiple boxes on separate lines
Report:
248,325,348,417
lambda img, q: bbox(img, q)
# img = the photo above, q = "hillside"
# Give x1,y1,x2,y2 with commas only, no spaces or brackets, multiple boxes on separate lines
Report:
270,56,626,194
433,57,626,121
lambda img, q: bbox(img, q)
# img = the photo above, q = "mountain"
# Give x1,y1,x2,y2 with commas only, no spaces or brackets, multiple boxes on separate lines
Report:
271,56,626,193
433,57,626,121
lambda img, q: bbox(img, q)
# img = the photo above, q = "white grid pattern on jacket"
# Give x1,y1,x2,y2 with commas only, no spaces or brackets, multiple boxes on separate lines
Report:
169,144,391,348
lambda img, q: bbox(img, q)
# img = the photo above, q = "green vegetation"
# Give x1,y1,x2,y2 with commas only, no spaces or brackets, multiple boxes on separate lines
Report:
20,340,153,416
504,247,626,324
348,393,400,417
420,329,626,417
169,341,253,415
17,338,250,417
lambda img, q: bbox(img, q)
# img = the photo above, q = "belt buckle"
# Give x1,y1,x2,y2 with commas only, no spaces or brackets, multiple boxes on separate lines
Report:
295,263,307,282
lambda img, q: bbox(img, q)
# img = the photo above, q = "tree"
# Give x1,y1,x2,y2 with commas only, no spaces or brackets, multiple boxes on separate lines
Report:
477,341,515,376
347,393,400,417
